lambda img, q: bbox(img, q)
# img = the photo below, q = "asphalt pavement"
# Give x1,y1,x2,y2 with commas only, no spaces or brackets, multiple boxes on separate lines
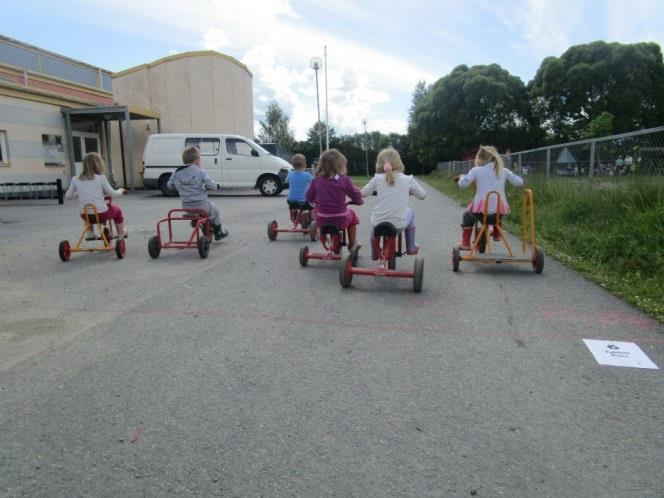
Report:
1,183,662,497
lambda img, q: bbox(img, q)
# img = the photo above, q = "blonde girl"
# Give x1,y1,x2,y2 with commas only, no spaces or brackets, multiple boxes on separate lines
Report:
306,149,364,249
456,145,523,249
65,152,128,238
361,148,426,259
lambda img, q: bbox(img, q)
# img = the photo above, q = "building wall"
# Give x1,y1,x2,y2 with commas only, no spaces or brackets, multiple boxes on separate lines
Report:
0,95,70,183
111,52,253,188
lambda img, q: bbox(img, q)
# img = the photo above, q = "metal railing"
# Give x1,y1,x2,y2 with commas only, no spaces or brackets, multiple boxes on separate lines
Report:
437,125,664,180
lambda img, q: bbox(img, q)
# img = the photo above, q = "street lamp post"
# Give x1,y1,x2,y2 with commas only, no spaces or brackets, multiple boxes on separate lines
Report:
310,56,323,158
324,45,329,151
363,118,369,177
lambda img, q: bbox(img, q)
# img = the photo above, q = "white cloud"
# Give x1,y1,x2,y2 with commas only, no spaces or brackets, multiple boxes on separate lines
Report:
203,28,231,50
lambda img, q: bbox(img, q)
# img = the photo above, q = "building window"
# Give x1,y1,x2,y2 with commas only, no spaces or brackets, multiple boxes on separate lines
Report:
185,138,220,156
225,138,256,157
42,134,66,166
0,131,8,165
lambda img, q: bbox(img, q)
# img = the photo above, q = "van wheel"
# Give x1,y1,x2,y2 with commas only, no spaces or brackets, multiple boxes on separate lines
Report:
159,174,178,197
258,175,281,196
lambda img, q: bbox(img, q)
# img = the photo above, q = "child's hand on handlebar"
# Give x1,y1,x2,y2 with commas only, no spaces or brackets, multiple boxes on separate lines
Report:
119,188,128,195
453,175,461,183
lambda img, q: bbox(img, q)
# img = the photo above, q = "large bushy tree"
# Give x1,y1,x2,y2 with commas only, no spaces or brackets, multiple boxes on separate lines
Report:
529,41,664,141
258,102,295,149
409,64,541,165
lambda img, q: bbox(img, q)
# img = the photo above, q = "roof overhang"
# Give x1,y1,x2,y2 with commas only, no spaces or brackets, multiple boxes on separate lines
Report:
62,105,159,121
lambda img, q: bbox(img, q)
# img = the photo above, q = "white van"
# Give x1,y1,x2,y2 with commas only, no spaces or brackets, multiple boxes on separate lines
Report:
142,134,292,196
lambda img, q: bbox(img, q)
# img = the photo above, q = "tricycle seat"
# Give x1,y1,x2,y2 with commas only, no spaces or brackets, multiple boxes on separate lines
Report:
373,222,398,238
320,224,342,236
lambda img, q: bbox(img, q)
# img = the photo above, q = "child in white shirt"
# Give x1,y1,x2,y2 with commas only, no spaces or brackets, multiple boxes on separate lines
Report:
456,145,523,249
65,152,127,239
361,148,426,259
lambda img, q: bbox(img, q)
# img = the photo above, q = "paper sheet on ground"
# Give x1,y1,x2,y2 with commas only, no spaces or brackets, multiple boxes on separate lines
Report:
583,339,659,370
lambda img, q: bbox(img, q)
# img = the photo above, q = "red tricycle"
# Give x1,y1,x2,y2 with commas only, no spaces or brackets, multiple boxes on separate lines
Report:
339,222,423,292
267,201,313,240
147,209,213,259
299,219,360,267
58,198,126,262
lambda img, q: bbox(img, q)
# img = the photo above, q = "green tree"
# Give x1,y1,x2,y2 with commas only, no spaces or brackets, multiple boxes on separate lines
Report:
258,101,295,149
408,64,541,166
408,80,430,124
581,111,614,139
529,41,664,141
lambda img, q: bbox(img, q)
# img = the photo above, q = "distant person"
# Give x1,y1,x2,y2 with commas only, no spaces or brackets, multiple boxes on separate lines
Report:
306,149,363,250
65,152,127,240
286,153,313,224
167,146,228,240
615,155,624,175
361,148,426,259
455,145,524,249
625,154,634,174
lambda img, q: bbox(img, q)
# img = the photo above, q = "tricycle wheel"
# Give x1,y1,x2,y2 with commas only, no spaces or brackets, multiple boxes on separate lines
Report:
267,220,278,241
309,221,318,241
351,245,360,266
103,226,112,245
339,254,353,288
532,246,544,274
198,235,210,259
477,228,487,254
115,238,126,259
413,257,424,293
299,246,309,267
148,235,161,259
452,246,460,272
58,240,71,262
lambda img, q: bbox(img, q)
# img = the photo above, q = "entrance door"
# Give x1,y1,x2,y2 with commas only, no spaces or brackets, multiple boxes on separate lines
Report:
72,131,100,176
184,137,223,184
224,137,263,186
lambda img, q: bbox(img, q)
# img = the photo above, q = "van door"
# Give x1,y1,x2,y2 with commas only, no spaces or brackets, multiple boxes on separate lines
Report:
224,137,263,186
184,137,222,183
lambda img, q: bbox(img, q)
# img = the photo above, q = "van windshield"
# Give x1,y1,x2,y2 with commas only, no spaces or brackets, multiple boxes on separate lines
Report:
247,140,271,155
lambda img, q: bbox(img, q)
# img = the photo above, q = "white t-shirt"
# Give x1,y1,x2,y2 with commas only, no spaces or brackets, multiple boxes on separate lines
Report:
458,162,523,214
65,174,123,214
361,173,426,229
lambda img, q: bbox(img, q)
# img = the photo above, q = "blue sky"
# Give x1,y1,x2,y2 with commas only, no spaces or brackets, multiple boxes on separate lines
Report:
4,0,664,139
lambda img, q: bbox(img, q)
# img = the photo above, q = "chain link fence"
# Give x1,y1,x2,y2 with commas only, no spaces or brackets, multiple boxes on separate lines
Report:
437,126,664,180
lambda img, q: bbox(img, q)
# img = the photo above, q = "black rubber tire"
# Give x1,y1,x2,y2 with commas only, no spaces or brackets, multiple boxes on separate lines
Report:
339,254,353,288
413,257,424,293
309,221,318,241
258,175,281,196
388,255,396,270
58,240,71,262
299,246,309,267
267,220,278,241
351,245,360,266
452,246,460,272
477,229,487,254
103,226,112,245
115,238,126,259
159,174,178,197
148,235,161,259
532,246,545,274
197,235,210,259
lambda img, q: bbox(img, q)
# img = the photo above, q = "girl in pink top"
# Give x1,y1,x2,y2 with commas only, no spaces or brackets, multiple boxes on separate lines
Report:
456,145,523,249
306,149,363,249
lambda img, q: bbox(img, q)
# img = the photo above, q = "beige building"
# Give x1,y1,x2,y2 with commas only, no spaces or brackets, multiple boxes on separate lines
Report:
0,36,253,191
111,51,253,188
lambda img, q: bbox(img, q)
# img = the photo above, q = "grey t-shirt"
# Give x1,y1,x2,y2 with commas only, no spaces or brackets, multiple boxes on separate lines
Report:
167,165,217,205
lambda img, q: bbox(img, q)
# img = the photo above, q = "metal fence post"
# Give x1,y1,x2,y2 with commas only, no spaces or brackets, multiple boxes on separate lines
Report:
546,148,550,181
588,141,596,181
56,179,63,205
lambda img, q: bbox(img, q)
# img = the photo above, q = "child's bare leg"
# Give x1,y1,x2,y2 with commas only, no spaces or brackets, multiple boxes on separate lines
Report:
347,224,357,248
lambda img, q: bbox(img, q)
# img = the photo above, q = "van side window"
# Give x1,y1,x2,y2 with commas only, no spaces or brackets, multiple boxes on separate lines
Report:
225,138,255,157
185,138,220,156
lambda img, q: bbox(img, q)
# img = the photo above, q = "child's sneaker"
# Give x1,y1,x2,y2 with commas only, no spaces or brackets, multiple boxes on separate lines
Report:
214,225,229,241
407,244,420,255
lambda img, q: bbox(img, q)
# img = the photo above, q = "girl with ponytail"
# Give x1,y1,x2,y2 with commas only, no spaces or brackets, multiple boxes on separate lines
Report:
455,145,523,249
361,148,426,259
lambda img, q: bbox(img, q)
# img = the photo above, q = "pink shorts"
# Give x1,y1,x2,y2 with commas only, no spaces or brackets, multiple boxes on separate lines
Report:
80,203,124,224
315,208,359,230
